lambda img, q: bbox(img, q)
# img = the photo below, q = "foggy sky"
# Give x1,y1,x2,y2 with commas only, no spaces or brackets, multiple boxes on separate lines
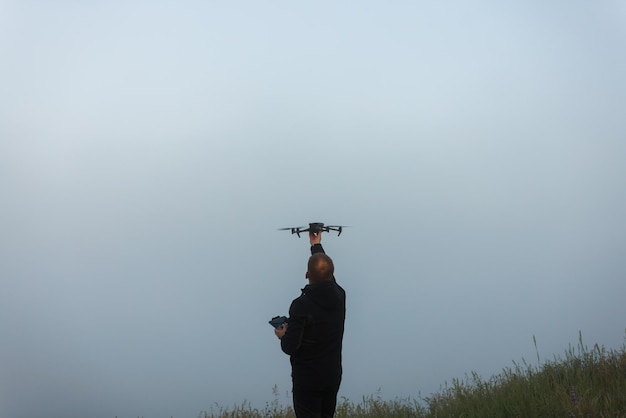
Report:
1,1,625,417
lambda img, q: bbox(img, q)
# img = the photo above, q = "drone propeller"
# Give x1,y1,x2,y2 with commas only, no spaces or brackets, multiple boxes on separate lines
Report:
277,226,307,237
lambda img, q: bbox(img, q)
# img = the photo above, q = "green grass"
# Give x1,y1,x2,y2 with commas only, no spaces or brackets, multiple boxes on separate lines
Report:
201,332,626,418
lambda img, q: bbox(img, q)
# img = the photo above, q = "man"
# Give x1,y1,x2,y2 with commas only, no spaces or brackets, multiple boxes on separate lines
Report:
275,230,346,418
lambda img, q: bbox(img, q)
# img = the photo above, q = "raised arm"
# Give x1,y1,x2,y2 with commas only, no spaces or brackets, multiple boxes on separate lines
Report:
310,230,325,255
309,230,336,283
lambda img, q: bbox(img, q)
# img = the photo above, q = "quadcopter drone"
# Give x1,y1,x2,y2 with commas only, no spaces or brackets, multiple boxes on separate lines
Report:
279,222,346,237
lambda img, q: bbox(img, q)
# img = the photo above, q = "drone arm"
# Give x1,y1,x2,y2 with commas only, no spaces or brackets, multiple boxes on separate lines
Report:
325,226,343,236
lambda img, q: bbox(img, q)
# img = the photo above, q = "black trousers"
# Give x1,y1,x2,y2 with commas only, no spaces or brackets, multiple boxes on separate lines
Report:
292,383,340,418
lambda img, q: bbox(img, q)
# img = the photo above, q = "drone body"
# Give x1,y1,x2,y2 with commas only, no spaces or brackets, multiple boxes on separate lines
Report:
279,222,345,237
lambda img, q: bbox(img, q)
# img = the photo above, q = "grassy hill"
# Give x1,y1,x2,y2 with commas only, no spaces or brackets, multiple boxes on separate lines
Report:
202,333,626,417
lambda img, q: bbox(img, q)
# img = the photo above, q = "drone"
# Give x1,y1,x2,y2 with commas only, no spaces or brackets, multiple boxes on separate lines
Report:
279,222,346,237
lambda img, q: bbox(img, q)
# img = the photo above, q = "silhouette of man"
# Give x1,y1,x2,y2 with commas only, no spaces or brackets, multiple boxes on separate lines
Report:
275,230,346,418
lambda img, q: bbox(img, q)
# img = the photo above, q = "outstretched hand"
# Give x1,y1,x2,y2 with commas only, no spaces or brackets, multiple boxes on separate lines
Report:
309,230,322,246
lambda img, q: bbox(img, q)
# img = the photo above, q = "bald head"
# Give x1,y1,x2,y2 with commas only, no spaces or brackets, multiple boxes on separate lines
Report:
307,253,335,284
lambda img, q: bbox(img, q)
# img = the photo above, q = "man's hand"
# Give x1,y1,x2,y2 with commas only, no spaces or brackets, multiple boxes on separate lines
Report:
275,323,287,339
309,230,322,246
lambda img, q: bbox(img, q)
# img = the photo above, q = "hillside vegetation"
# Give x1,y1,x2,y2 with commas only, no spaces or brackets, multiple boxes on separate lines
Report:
202,333,626,418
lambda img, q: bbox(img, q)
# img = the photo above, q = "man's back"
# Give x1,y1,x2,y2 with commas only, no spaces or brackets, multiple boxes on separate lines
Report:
281,269,346,387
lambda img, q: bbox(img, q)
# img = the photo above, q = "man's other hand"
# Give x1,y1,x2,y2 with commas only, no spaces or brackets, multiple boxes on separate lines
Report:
275,323,287,339
309,231,322,246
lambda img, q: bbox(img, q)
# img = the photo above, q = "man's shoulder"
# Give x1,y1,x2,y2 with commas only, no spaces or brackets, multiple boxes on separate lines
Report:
289,295,312,318
290,292,308,307
332,279,346,293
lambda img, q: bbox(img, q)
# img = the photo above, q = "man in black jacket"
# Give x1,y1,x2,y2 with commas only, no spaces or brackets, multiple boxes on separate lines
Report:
275,230,346,418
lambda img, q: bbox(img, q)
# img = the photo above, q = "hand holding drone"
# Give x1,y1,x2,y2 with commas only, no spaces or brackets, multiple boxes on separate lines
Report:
278,222,346,237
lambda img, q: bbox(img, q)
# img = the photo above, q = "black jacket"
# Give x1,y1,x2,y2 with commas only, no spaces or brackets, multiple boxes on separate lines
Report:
281,244,346,388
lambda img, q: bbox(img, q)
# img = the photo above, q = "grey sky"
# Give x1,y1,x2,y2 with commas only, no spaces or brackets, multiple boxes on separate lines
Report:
1,1,625,417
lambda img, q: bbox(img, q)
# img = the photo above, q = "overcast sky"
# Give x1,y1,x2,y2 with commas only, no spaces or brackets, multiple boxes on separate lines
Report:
1,1,625,417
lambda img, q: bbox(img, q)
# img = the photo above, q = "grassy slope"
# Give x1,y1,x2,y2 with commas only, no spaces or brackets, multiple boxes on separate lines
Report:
202,334,626,418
